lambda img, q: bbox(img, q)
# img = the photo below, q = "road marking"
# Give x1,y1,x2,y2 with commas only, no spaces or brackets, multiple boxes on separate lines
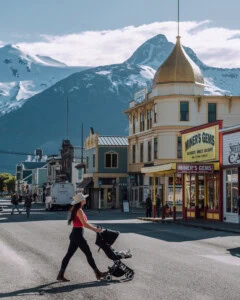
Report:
201,254,240,266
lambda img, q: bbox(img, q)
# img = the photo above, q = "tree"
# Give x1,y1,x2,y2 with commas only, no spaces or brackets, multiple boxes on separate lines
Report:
0,173,16,194
5,175,16,194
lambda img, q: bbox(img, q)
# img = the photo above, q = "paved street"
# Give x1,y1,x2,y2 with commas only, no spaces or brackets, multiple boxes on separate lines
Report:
0,198,240,300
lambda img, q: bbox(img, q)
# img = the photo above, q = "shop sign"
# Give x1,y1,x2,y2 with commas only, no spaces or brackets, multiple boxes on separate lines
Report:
134,88,147,103
177,163,214,174
182,125,217,162
223,132,240,166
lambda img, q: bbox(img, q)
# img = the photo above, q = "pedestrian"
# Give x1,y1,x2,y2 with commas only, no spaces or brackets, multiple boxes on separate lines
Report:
145,194,152,218
56,192,108,282
24,185,32,218
18,194,23,204
11,192,21,215
33,192,37,203
156,194,161,218
43,191,46,204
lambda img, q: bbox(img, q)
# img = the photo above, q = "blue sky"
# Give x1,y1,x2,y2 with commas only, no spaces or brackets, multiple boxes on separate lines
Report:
1,0,240,68
1,0,239,40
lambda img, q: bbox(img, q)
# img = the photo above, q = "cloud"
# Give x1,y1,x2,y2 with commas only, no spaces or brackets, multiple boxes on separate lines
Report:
16,21,240,68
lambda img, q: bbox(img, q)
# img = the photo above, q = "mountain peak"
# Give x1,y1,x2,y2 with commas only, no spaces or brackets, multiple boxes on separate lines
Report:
125,34,174,69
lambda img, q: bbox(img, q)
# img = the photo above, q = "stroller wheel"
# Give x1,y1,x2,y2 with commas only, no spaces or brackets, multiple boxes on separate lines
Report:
125,272,134,280
105,274,112,282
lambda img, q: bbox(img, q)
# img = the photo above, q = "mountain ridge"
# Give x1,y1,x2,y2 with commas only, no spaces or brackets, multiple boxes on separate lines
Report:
1,33,240,173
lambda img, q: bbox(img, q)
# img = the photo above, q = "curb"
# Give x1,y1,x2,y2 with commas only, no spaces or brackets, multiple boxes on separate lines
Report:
175,221,240,234
137,217,240,234
138,217,175,223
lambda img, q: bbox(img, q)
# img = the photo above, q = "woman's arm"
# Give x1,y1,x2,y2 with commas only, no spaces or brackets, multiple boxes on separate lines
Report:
77,209,101,232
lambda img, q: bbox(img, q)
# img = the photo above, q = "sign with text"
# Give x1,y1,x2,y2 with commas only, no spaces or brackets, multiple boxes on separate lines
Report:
134,88,147,103
177,163,214,174
223,131,240,166
182,125,218,162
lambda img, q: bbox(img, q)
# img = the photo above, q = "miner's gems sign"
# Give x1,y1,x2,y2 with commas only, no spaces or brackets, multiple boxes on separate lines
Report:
223,132,240,166
182,125,218,162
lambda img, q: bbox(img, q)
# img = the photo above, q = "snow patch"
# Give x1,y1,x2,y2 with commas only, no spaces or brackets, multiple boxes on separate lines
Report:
140,65,155,80
95,70,111,75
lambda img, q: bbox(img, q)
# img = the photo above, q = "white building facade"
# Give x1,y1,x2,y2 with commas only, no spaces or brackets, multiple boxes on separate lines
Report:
124,36,240,219
221,125,240,223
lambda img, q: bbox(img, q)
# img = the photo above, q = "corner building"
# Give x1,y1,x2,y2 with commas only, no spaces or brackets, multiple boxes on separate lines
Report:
124,36,240,221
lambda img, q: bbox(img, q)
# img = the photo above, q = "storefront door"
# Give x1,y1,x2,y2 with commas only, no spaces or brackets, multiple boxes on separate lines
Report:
185,174,204,219
223,168,239,223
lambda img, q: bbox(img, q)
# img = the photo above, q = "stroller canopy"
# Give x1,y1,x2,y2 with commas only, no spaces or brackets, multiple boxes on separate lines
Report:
96,229,120,247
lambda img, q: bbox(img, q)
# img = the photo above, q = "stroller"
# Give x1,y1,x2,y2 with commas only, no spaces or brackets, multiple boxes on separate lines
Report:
96,229,134,281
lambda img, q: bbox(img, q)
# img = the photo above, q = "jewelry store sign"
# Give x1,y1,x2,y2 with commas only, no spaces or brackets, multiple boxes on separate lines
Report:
223,131,240,166
177,163,214,174
182,125,217,162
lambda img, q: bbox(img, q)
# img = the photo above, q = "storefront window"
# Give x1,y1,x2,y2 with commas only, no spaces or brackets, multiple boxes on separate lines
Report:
207,174,219,210
198,175,204,209
186,175,195,208
225,169,238,213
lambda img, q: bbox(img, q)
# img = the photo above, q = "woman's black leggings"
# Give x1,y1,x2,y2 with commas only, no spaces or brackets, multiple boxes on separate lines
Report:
60,227,97,272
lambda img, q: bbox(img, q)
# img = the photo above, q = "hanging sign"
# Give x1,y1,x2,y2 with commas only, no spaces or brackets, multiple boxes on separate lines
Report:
176,163,214,174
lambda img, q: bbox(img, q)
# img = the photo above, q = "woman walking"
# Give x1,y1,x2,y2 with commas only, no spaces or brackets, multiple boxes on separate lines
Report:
57,192,108,282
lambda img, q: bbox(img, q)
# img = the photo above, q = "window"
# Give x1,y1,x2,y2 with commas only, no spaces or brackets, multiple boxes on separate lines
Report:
132,145,136,163
208,103,217,122
140,143,144,162
154,103,157,123
225,169,238,213
177,136,182,158
132,115,136,134
154,138,158,159
180,101,189,121
86,156,89,169
92,154,95,168
140,113,145,131
148,141,152,162
105,153,118,168
147,110,152,129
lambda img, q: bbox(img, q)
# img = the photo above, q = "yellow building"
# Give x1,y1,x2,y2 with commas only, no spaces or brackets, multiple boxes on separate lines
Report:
124,35,240,218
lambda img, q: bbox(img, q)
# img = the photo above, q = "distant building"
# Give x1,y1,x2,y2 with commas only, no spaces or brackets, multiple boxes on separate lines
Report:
16,161,47,193
81,130,128,209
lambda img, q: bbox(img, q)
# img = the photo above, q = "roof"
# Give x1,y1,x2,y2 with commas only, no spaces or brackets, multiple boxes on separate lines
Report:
98,136,128,146
219,124,240,133
152,36,204,87
22,161,47,170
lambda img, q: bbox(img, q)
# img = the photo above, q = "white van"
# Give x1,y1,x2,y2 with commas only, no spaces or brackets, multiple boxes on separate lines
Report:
45,182,75,210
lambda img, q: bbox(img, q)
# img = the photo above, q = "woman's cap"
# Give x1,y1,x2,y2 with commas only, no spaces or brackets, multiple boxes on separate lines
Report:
71,192,89,205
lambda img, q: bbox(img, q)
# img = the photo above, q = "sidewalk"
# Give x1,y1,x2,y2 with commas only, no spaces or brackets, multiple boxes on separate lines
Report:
138,216,240,234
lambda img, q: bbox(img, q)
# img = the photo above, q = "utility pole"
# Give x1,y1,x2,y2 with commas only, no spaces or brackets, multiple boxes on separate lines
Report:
66,96,69,140
81,122,84,164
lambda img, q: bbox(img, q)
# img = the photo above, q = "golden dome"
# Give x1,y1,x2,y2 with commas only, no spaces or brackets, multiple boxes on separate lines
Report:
152,36,204,87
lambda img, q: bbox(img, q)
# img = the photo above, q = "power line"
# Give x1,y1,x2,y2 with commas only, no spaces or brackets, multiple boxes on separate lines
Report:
0,150,37,156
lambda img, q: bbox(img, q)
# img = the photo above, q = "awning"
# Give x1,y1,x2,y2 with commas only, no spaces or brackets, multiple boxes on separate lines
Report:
141,163,176,176
77,178,93,188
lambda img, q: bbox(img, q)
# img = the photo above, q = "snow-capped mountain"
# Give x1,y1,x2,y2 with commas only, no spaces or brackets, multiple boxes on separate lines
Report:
126,34,239,96
1,34,240,173
0,44,87,116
